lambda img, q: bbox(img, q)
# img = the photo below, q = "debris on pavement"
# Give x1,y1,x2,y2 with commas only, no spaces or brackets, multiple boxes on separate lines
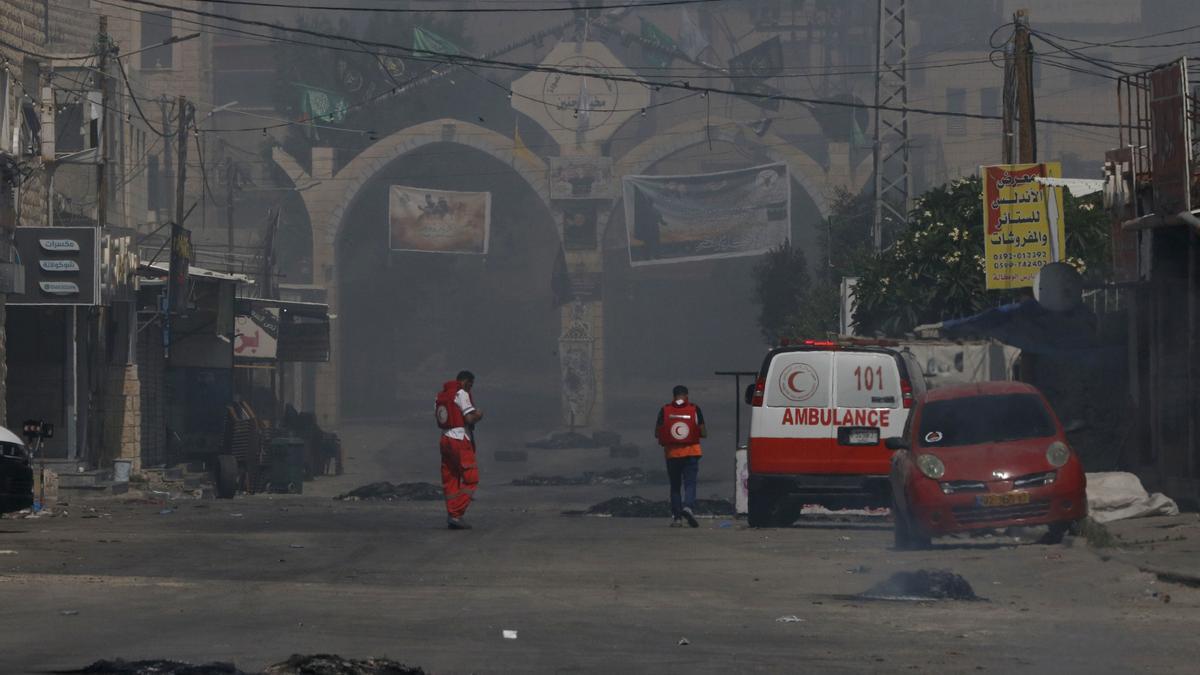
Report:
775,615,805,623
0,550,16,555
334,482,442,502
575,496,735,518
59,609,79,616
525,431,599,449
860,570,982,601
66,659,247,674
502,630,518,640
512,467,668,487
677,638,690,646
263,653,426,674
1087,472,1180,523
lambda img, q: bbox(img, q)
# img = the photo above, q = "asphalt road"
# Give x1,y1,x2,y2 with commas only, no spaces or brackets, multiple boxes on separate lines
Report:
1,422,1198,674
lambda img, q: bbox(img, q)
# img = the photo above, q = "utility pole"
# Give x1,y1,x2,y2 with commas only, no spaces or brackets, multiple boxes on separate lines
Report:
174,96,189,235
225,154,236,272
1001,26,1016,164
96,16,109,229
161,95,173,221
872,0,911,251
1013,10,1037,163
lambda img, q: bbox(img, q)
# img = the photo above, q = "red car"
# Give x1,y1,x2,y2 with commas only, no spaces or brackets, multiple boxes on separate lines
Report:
887,381,1087,549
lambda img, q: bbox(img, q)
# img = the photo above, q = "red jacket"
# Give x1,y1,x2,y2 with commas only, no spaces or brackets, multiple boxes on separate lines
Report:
435,381,466,430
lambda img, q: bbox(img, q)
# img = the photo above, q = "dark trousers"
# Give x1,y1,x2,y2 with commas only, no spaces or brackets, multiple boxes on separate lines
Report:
666,456,700,517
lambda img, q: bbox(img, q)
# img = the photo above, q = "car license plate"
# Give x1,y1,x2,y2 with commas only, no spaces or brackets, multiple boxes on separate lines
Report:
847,429,878,444
977,492,1031,507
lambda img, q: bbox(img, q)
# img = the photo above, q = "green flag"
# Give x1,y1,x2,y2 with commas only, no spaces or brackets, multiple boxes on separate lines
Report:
297,84,348,126
639,18,676,69
413,26,462,56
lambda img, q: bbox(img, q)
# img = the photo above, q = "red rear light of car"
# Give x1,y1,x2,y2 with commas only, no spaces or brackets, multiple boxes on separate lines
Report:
901,378,914,408
751,377,765,407
803,339,837,348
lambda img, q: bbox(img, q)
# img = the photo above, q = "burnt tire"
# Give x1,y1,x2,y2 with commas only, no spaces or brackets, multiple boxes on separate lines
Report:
216,454,238,499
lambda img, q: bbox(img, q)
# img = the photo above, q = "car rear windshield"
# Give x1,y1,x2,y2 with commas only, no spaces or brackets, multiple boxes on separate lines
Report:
918,394,1056,447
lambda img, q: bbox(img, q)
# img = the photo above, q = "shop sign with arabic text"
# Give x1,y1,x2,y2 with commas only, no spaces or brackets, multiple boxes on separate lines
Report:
981,162,1065,290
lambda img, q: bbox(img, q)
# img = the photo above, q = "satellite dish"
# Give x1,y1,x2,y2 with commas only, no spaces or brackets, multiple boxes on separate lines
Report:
1034,262,1083,312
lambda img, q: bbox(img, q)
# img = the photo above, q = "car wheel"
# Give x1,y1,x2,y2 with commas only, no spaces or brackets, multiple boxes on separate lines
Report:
1041,522,1070,545
747,487,776,528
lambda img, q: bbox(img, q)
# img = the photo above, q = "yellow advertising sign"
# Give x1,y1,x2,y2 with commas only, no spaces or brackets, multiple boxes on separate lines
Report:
981,162,1065,289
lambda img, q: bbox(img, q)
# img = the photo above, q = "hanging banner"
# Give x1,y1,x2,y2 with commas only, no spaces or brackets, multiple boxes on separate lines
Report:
1149,60,1191,216
981,162,1065,290
388,186,491,254
623,163,790,266
234,307,279,361
549,156,615,200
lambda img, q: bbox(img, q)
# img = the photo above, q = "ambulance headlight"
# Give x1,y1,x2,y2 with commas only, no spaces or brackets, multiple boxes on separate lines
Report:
916,453,945,480
1046,441,1070,468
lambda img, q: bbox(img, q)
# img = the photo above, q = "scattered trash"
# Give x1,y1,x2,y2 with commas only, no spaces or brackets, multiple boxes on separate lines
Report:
0,550,17,555
525,432,599,449
230,513,244,518
513,467,668,487
573,496,735,518
718,521,734,529
335,482,442,502
846,565,871,575
775,615,805,623
263,653,426,674
494,450,528,463
65,659,246,674
289,544,306,549
59,610,79,616
159,509,174,515
860,570,982,602
678,638,690,646
502,630,518,640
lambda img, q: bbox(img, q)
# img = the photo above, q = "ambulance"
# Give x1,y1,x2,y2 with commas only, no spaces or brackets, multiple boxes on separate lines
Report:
744,339,926,527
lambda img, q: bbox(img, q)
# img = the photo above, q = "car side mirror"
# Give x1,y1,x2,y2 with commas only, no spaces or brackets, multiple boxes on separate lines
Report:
744,384,756,406
885,437,909,451
1063,419,1087,434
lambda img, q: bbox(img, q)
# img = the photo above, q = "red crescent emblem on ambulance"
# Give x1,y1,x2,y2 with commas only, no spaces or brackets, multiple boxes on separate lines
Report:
778,363,820,402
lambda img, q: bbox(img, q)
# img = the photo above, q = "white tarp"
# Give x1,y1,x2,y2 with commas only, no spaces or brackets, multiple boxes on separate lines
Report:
1086,472,1180,523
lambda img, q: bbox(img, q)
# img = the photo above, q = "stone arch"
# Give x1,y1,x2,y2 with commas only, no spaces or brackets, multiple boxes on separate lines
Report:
614,116,833,219
272,118,552,428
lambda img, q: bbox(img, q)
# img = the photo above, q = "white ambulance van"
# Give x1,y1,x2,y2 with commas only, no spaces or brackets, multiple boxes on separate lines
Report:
744,339,926,527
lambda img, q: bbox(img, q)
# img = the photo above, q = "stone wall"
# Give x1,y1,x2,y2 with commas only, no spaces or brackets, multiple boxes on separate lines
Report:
100,364,141,471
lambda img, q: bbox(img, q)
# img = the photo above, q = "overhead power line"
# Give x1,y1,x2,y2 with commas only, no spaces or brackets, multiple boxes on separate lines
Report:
111,0,1132,132
185,0,729,12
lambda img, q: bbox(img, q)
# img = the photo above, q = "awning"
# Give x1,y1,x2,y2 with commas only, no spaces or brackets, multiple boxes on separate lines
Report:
140,261,253,283
938,299,1114,357
235,298,330,362
1034,177,1104,196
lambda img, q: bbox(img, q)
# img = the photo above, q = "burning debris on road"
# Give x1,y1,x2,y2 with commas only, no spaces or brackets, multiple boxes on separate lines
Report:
334,482,443,502
573,496,735,518
512,467,669,487
860,569,982,601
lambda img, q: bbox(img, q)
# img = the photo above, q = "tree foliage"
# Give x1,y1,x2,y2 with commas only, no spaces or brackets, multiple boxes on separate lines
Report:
752,176,1113,342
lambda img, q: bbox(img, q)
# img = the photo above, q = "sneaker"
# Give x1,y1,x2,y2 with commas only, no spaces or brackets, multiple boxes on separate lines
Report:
447,517,472,530
682,507,699,528
669,517,683,528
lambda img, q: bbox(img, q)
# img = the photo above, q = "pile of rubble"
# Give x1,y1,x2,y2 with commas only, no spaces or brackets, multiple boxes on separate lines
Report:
334,482,443,502
512,467,669,487
860,569,982,601
68,654,425,675
578,495,735,518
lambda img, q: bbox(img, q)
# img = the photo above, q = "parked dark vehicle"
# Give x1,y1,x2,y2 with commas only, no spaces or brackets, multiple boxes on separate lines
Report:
887,382,1087,549
0,428,34,514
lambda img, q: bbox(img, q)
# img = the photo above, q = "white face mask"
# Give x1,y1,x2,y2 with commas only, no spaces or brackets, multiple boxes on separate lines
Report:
674,399,685,406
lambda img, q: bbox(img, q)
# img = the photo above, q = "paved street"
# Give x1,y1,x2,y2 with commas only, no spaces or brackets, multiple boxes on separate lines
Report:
2,423,1199,674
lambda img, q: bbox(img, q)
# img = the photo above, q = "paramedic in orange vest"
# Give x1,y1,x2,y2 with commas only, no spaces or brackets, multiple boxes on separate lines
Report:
435,370,482,530
655,385,706,528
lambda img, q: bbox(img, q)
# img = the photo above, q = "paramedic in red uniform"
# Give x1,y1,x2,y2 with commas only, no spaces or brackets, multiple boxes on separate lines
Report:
435,370,482,530
655,385,706,528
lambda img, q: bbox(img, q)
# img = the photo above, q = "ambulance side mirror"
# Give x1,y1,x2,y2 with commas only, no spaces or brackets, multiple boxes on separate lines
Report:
744,384,755,405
